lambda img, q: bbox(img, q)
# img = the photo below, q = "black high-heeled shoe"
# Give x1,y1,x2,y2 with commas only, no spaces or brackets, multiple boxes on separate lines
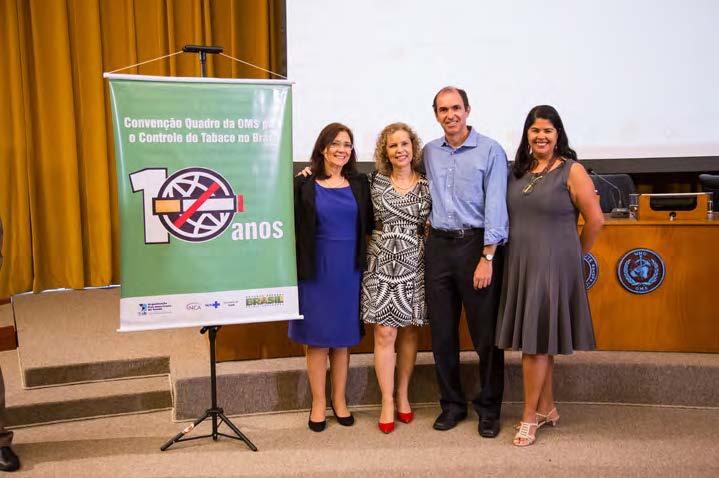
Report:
308,411,326,432
330,402,355,426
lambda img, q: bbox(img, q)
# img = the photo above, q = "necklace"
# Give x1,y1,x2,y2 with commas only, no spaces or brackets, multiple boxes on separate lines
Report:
390,172,417,192
321,175,347,188
522,155,559,195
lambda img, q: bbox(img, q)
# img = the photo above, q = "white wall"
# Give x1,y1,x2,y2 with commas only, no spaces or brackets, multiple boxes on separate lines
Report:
287,0,719,162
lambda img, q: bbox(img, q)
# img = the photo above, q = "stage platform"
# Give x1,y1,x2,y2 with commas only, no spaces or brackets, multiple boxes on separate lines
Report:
3,288,718,428
11,405,719,477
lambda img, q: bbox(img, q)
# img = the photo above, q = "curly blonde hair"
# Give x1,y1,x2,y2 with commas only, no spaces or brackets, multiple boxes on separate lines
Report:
373,122,423,176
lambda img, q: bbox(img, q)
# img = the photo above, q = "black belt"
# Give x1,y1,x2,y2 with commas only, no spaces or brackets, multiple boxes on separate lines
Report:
430,227,482,239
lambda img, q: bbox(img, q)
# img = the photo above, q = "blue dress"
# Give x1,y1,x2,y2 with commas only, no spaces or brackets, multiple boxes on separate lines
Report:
289,183,361,348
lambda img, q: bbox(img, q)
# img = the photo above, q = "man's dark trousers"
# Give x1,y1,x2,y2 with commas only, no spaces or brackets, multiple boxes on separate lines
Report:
425,229,504,420
0,368,12,447
0,219,12,448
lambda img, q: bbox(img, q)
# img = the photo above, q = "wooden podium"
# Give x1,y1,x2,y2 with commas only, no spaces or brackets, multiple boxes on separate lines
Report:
583,192,717,352
216,193,718,361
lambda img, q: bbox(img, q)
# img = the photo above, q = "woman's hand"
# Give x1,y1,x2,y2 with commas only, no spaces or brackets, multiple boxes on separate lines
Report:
296,167,312,177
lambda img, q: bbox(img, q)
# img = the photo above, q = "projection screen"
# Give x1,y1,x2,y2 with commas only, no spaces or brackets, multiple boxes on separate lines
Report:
286,0,719,162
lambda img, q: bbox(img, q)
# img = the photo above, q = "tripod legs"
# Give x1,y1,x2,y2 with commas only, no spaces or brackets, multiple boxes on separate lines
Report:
160,408,258,451
160,410,210,451
218,411,258,451
161,325,257,452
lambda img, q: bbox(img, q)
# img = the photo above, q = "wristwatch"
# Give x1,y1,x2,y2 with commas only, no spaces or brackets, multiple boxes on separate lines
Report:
481,253,494,262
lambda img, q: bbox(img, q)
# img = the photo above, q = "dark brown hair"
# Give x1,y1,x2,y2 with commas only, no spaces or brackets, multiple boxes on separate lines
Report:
432,86,470,114
513,105,577,178
309,122,358,179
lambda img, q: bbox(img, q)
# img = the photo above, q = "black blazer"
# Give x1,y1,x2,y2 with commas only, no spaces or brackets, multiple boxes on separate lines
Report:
294,173,374,280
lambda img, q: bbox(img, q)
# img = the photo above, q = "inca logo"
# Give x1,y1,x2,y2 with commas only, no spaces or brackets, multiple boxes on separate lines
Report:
130,167,243,243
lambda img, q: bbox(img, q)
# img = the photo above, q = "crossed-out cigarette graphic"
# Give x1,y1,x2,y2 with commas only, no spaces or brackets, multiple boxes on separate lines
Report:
152,181,244,228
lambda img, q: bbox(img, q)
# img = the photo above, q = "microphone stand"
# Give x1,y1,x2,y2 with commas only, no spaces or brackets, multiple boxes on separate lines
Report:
588,169,629,218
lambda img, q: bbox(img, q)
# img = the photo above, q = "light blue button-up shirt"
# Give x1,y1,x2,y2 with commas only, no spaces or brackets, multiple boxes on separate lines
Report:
422,127,509,245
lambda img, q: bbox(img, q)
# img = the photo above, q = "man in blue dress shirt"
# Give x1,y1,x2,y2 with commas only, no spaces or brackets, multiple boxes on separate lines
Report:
423,86,508,438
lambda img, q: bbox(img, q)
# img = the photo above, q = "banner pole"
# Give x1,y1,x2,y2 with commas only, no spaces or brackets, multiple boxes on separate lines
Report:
181,44,222,77
160,44,257,453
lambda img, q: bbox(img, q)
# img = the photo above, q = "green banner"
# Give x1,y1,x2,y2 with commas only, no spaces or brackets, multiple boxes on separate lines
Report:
106,74,299,331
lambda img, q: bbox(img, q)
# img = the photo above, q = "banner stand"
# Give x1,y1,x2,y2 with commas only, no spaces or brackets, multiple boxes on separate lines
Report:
160,325,257,451
156,44,257,453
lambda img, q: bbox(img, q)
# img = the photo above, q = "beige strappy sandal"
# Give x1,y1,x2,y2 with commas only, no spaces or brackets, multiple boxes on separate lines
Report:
513,421,538,447
538,407,560,428
514,407,560,430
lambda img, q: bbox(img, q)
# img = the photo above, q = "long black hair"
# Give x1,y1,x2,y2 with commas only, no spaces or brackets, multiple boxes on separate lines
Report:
513,105,577,178
309,122,358,179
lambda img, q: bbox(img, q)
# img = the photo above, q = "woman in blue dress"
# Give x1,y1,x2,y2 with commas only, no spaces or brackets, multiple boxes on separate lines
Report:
290,123,373,432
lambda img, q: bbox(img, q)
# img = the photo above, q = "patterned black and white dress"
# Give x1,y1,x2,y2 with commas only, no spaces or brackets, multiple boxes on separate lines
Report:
361,173,432,328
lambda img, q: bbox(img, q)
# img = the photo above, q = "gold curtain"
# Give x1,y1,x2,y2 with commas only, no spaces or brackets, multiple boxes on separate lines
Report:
0,0,284,298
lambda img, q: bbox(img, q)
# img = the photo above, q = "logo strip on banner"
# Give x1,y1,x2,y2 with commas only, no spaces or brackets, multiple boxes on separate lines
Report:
121,286,299,331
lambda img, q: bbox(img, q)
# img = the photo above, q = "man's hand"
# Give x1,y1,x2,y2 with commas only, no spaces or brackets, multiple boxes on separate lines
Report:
297,166,312,177
473,259,492,289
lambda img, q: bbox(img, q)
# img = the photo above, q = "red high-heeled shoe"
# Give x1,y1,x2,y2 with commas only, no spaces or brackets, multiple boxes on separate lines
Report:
378,421,395,434
397,411,414,424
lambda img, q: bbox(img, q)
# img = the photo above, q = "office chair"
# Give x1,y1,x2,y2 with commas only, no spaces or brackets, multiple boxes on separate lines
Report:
699,174,719,212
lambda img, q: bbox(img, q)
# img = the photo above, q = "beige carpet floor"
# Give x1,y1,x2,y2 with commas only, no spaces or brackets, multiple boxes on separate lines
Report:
9,403,719,477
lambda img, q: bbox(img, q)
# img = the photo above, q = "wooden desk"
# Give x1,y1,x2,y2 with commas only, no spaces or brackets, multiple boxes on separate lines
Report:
584,216,719,352
216,216,719,361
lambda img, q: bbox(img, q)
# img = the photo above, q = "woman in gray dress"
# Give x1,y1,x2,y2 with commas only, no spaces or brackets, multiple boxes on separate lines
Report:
496,105,604,446
361,123,431,434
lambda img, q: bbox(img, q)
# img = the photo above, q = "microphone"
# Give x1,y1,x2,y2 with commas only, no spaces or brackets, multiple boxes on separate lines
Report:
587,168,629,218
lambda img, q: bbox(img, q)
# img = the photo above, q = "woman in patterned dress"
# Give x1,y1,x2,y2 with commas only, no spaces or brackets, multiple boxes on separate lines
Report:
361,123,431,433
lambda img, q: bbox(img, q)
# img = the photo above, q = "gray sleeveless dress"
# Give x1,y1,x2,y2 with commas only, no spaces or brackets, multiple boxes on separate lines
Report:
496,159,596,355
